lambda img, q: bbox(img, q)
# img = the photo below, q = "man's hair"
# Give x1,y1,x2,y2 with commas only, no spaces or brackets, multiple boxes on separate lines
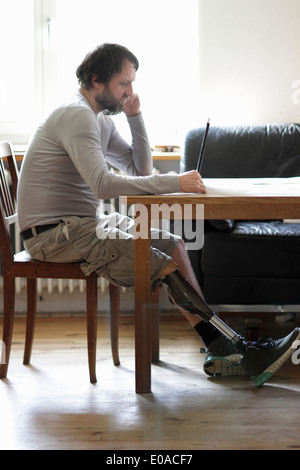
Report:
76,43,139,90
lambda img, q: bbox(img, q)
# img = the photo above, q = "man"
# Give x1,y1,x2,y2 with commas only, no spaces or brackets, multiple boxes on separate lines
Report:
17,43,299,387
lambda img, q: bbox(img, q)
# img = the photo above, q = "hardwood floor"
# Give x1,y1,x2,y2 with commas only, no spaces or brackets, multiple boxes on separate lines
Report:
1,314,300,451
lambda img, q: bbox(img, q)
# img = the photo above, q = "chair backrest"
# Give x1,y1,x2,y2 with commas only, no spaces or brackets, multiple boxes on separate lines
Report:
0,142,19,268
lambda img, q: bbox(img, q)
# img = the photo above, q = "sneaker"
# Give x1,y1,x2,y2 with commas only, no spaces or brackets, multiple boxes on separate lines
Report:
203,336,246,377
241,327,300,387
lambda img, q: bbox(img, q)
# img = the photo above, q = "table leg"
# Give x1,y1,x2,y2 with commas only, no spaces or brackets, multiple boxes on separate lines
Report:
134,205,152,393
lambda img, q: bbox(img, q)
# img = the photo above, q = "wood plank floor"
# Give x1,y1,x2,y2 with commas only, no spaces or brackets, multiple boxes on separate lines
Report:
1,314,300,451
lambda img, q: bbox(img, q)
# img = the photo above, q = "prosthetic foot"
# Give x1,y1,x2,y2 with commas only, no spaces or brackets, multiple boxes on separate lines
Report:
162,271,246,354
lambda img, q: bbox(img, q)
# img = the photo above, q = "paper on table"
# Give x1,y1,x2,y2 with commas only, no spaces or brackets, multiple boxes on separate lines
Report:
203,177,300,197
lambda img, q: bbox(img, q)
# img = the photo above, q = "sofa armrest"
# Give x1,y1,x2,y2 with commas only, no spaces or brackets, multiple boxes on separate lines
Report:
207,219,236,232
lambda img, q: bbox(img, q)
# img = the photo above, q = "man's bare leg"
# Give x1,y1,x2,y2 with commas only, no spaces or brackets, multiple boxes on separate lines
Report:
157,239,203,327
157,239,245,351
167,239,204,327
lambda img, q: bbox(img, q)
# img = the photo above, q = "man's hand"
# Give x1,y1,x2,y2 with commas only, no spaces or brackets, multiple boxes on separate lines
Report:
124,93,141,117
178,170,207,193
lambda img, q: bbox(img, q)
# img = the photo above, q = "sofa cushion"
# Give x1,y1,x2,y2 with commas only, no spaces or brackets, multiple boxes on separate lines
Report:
202,275,300,305
201,221,300,279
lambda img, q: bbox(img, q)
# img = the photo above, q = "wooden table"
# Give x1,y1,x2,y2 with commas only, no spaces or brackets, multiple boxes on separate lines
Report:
121,177,300,393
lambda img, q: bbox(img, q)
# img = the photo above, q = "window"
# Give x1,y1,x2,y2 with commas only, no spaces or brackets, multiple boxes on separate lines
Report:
0,0,36,143
1,0,200,147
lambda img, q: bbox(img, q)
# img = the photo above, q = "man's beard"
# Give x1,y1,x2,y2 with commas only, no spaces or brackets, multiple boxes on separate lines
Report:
95,85,127,115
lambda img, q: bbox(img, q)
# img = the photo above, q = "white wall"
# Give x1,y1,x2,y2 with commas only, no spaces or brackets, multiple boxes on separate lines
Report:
197,0,300,126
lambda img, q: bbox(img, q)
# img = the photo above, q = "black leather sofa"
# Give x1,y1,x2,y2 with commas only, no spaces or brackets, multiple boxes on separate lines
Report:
182,123,300,306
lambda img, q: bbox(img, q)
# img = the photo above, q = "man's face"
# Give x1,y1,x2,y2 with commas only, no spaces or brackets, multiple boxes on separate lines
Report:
95,59,136,115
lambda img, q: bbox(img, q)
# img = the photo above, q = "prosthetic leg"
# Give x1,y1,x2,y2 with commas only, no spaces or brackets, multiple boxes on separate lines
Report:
162,271,246,354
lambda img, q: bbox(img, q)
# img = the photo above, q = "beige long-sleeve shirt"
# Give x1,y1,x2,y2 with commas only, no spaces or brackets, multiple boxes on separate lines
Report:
17,90,180,231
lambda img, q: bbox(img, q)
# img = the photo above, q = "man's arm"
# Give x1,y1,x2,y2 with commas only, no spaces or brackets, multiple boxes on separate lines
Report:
105,93,152,176
57,104,205,199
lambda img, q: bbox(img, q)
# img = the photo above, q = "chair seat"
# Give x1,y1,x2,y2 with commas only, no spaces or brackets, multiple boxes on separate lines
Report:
12,250,88,279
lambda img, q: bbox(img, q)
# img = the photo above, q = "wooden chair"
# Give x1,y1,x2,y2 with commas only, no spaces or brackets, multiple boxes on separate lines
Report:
0,142,120,383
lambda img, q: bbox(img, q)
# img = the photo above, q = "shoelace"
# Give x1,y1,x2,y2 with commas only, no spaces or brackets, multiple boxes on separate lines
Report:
248,337,277,350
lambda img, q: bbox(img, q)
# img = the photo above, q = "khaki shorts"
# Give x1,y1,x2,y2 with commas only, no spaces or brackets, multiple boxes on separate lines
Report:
24,214,181,292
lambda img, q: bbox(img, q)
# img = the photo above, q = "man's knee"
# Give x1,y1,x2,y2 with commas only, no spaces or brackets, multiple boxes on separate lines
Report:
156,261,178,279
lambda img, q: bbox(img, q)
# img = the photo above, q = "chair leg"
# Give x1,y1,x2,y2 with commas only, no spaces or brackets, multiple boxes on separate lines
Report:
0,276,15,379
23,278,37,365
86,273,98,384
151,287,160,363
109,283,120,366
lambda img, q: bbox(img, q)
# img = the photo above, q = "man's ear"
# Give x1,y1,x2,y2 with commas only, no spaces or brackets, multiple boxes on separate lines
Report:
91,74,104,91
